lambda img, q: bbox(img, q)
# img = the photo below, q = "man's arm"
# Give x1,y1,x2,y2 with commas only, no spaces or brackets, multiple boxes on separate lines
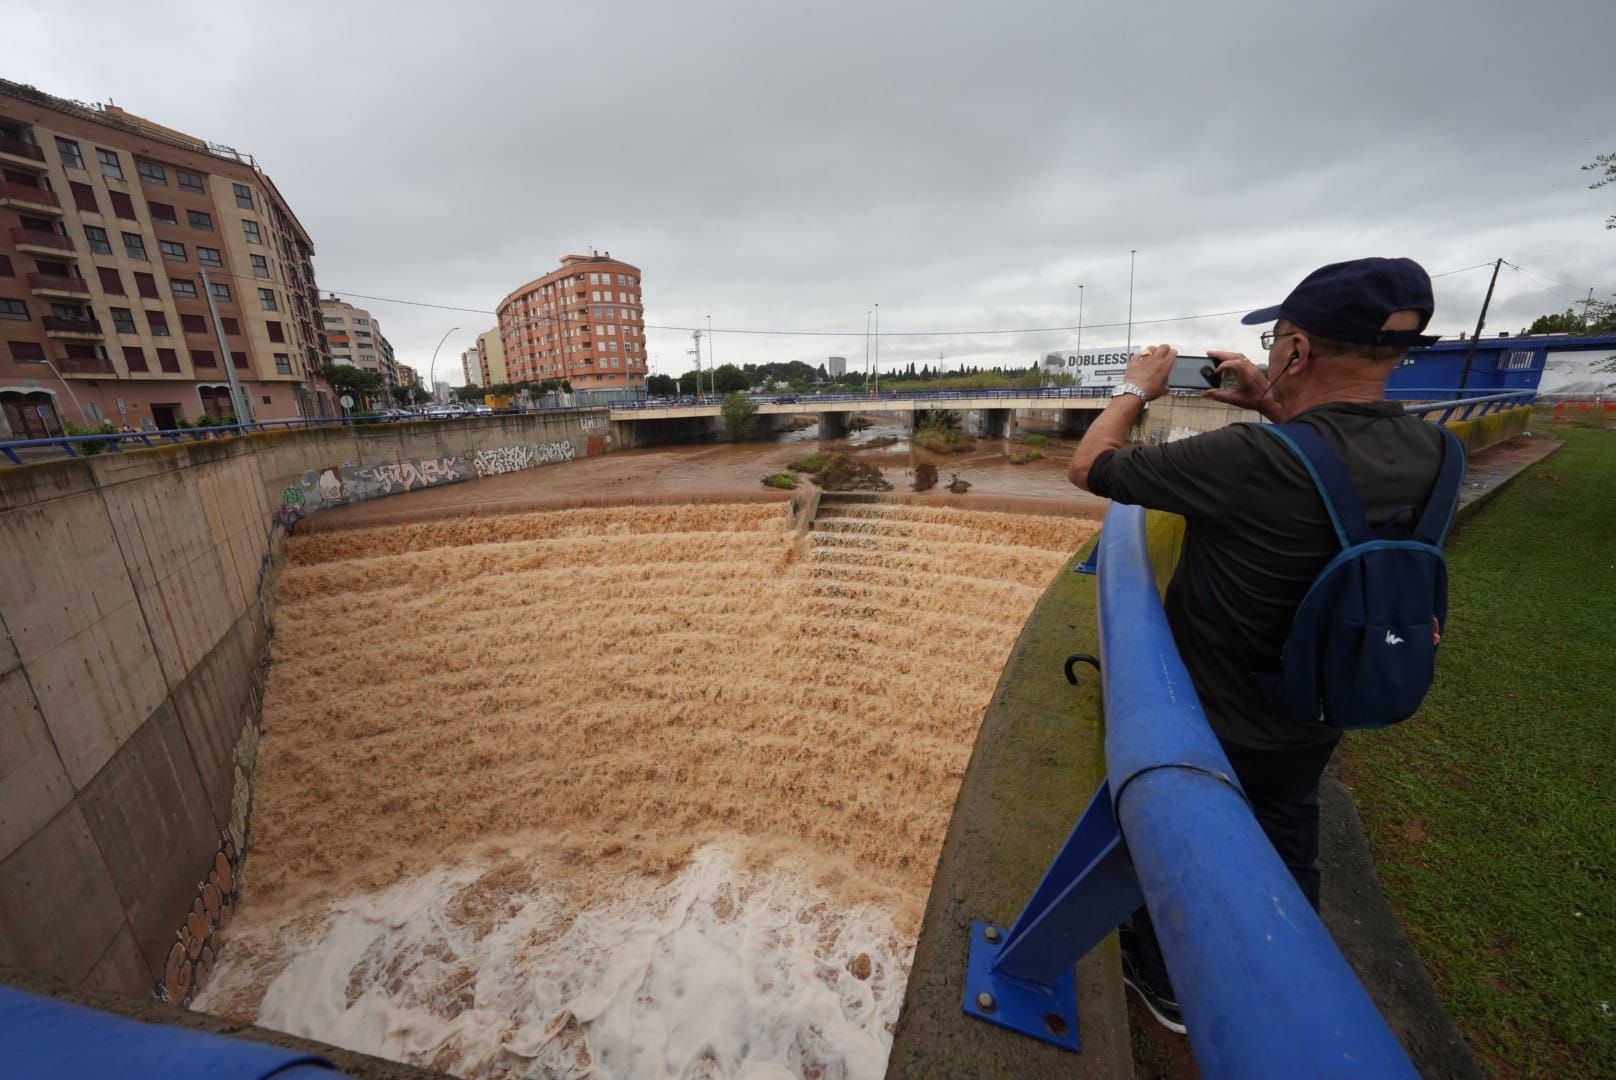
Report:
1068,344,1175,492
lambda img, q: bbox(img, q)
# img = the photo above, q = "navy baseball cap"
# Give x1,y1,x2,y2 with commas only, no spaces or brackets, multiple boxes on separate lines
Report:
1242,257,1440,347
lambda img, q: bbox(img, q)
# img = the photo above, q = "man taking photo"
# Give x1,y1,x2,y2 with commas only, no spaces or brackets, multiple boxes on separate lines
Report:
1067,257,1452,1034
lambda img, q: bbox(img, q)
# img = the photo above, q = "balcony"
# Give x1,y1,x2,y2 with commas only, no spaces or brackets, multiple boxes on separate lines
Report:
10,226,73,255
27,272,92,298
42,316,103,340
0,181,62,215
0,134,47,169
57,353,116,374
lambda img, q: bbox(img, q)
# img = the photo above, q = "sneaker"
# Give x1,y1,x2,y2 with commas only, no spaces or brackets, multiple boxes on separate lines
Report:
1119,929,1188,1035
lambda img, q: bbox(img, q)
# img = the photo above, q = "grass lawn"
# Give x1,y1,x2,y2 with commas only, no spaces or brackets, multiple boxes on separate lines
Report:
1342,423,1615,1077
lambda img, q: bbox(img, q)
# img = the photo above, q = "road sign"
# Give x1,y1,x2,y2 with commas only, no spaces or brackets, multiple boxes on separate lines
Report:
339,394,354,409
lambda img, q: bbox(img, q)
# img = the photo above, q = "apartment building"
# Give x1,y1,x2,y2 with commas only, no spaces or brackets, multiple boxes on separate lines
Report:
0,79,332,438
459,341,483,387
477,326,506,385
319,295,395,390
496,252,645,389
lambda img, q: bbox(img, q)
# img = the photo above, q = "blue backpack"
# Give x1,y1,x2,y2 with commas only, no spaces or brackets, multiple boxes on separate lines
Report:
1257,423,1466,730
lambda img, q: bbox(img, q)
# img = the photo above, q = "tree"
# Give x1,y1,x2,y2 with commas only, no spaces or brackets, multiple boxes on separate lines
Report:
1585,152,1616,230
1528,299,1616,336
721,392,759,441
713,363,751,393
677,369,702,395
318,363,386,408
647,374,677,395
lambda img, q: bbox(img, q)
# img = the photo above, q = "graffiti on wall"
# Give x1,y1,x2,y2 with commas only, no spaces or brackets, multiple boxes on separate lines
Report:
471,440,576,478
298,455,471,510
159,830,241,1006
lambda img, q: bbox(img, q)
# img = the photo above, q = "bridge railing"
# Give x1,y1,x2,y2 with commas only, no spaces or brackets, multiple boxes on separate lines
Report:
609,386,1118,409
961,504,1417,1077
0,406,599,465
1398,388,1537,424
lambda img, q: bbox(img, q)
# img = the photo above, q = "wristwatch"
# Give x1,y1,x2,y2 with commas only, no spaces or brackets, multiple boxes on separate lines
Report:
1110,382,1150,402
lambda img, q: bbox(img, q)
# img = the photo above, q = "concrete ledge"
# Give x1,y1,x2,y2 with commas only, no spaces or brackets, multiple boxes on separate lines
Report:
889,535,1131,1078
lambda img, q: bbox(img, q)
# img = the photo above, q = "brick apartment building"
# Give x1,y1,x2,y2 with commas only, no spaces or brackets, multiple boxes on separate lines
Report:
496,252,646,389
0,79,332,439
319,296,396,391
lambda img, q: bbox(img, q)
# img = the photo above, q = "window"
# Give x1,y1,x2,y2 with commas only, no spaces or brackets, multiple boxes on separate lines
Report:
592,290,601,302
84,225,112,254
149,201,178,224
250,254,269,278
274,352,292,374
197,246,222,267
137,161,167,185
122,232,148,260
9,340,46,362
135,272,158,299
70,181,98,213
157,347,179,372
187,209,213,230
324,315,344,324
267,320,285,343
231,351,248,370
0,255,10,276
147,311,170,336
122,345,148,371
221,317,240,335
181,314,206,333
355,329,371,338
110,308,136,333
159,240,186,262
355,318,369,325
210,282,230,300
1503,349,1536,371
56,137,84,170
0,299,28,321
233,183,253,209
176,168,204,193
192,348,216,368
170,278,197,299
109,191,136,219
242,220,262,244
97,148,123,180
97,267,124,294
259,288,277,310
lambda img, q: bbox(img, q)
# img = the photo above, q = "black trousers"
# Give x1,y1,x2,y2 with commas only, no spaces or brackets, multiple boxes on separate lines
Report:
1129,735,1340,987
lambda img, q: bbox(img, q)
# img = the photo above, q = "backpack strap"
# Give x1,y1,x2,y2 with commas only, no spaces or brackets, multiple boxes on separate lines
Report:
1264,423,1371,548
1410,426,1467,546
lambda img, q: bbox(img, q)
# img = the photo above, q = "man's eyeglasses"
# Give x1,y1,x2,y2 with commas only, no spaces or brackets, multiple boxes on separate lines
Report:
1261,329,1302,350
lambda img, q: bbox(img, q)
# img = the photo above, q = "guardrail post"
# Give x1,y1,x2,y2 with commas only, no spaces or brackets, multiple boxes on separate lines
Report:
962,781,1142,1050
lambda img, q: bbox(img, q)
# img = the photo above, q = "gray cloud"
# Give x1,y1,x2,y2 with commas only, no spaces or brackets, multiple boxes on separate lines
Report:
13,0,1614,380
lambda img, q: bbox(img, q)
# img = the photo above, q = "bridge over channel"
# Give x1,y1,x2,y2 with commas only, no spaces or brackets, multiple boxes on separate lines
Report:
607,387,1114,443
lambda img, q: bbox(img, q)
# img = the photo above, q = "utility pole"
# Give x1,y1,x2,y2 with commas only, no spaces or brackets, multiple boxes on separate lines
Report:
707,315,715,397
1582,288,1596,330
689,329,703,398
1076,283,1085,356
200,268,253,422
1126,251,1137,353
1457,258,1503,394
873,303,880,393
864,310,872,388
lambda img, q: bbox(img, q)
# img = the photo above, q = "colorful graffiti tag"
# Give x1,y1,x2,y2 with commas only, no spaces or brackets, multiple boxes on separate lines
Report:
298,455,471,510
471,441,576,478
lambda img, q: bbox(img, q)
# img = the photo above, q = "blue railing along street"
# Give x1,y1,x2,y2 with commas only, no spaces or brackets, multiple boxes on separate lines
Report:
961,503,1419,1077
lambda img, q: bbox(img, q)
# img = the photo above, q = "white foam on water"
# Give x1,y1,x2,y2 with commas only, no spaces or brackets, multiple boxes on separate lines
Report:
197,845,910,1079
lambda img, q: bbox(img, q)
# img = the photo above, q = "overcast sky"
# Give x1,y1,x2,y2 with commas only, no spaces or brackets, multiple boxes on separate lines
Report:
11,0,1614,380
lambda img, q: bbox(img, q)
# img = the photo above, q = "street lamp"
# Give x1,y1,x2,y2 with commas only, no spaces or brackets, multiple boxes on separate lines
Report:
427,326,461,404
1126,251,1137,353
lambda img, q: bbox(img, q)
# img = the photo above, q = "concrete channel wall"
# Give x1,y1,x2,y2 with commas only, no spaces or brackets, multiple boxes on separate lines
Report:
0,410,609,1004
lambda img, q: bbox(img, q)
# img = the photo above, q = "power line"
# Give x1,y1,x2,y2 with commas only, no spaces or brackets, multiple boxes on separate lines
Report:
243,260,1502,341
1500,261,1595,307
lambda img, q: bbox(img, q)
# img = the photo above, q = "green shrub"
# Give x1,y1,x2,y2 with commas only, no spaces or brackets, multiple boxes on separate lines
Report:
762,472,798,490
65,421,118,454
1023,433,1048,446
1008,448,1044,464
788,452,827,473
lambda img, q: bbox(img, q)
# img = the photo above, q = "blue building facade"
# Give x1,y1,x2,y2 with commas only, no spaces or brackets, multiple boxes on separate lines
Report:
1386,333,1616,400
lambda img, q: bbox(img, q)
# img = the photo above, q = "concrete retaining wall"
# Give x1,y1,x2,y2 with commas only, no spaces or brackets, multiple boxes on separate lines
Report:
0,411,606,1005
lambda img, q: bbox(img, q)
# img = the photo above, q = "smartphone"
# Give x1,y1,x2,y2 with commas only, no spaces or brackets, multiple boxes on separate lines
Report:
1167,354,1220,391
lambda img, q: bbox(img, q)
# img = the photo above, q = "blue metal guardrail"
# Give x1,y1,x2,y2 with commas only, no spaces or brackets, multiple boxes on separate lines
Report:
1399,388,1536,423
0,405,594,465
0,984,344,1078
962,504,1418,1077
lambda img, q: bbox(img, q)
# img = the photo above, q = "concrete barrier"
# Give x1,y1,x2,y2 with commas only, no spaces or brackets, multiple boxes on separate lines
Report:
0,411,606,1006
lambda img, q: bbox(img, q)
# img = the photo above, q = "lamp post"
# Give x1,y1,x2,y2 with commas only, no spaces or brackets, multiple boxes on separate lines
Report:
427,326,461,404
707,314,714,398
1126,251,1137,353
873,302,880,394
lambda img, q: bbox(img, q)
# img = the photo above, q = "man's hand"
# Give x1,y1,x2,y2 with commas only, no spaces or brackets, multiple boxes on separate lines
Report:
1123,344,1176,400
1204,351,1269,409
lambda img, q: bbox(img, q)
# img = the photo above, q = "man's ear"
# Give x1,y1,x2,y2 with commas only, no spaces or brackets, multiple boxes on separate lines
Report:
1288,333,1314,376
